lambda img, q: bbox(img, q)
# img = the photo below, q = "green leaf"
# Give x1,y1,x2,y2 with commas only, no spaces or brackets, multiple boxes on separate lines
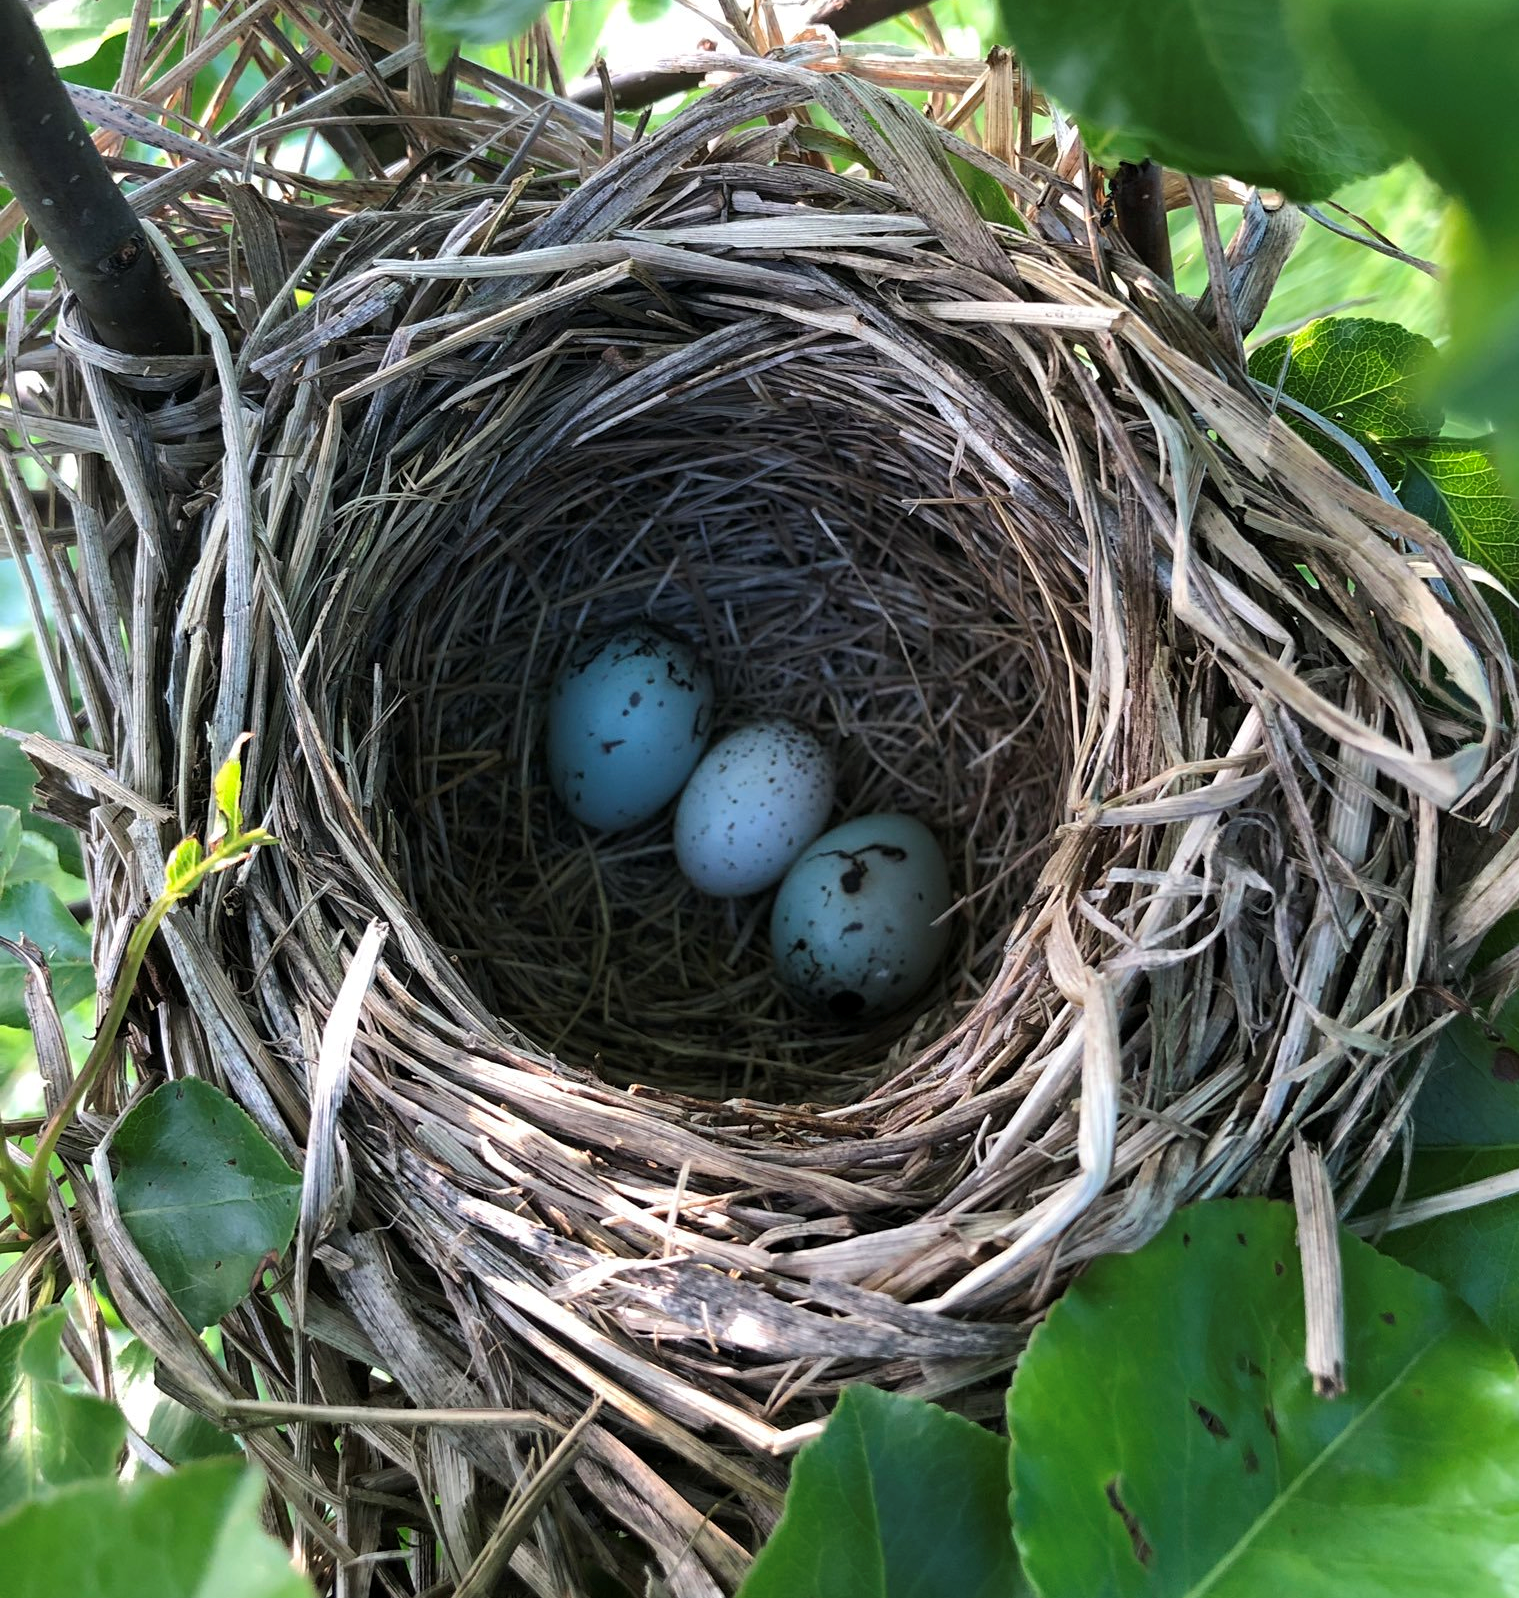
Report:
0,807,23,893
948,154,1023,230
1248,317,1442,481
1363,1148,1519,1359
113,1079,301,1331
1008,1197,1519,1598
0,740,84,880
556,0,617,80
737,1385,1027,1598
211,752,245,843
1310,0,1519,494
627,0,668,21
1395,439,1519,588
1411,999,1519,1149
420,0,548,69
1350,996,1519,1356
145,1398,243,1465
0,1458,315,1598
5,831,67,892
0,880,94,1026
165,837,205,898
0,1308,125,1513
0,640,56,728
32,0,165,66
995,0,1395,200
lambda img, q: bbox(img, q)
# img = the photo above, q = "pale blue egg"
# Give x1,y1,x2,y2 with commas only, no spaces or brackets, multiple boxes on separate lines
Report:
771,813,953,1020
673,720,835,897
547,626,714,831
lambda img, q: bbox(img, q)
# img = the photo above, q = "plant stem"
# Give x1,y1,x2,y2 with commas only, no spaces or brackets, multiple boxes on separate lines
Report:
0,0,193,357
26,896,171,1201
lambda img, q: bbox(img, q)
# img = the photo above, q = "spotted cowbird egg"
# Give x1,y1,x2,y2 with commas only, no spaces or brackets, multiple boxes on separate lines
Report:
673,720,836,897
770,813,952,1021
547,625,714,831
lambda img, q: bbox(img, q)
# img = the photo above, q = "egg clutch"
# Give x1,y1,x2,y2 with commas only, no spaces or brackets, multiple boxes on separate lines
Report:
546,623,954,1023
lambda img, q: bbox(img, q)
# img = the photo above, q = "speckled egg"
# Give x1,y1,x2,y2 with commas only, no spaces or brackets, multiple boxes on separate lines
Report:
770,813,953,1021
673,720,836,897
547,625,714,831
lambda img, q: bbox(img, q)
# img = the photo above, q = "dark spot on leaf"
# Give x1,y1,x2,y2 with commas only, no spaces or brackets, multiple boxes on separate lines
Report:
1264,1406,1278,1437
1493,1047,1519,1083
1380,1311,1397,1325
1237,1232,1248,1246
1190,1400,1230,1440
1104,1479,1152,1567
1242,1444,1260,1475
1246,1358,1264,1379
214,1261,223,1270
1274,1260,1285,1276
1182,1232,1191,1247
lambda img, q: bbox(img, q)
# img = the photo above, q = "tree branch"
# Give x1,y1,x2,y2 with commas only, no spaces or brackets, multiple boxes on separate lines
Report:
1111,159,1174,288
568,0,923,111
1195,190,1304,338
0,0,192,358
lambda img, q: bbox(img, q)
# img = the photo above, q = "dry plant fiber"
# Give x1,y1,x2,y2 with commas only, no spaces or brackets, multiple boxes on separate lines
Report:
5,40,1519,1598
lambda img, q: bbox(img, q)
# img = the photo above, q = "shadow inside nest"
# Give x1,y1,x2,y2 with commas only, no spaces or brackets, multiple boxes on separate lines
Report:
373,382,1079,1100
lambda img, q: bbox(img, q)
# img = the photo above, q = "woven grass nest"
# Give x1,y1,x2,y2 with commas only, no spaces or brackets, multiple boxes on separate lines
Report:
7,33,1519,1597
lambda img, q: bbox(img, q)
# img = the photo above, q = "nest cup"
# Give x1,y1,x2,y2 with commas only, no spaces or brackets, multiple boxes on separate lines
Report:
384,345,1071,1098
12,51,1519,1598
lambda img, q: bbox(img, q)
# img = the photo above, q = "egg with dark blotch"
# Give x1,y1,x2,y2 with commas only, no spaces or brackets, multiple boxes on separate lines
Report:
674,719,835,897
770,813,953,1021
546,625,714,831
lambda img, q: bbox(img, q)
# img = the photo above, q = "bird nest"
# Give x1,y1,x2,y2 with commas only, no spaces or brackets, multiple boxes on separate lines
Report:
5,38,1518,1598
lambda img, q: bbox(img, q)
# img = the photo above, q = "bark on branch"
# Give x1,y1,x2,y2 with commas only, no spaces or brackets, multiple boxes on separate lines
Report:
1111,159,1174,288
0,0,192,358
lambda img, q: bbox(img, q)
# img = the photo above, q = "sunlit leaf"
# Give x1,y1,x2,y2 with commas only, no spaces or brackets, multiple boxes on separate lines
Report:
1249,317,1442,480
1009,1198,1519,1597
1311,0,1519,495
211,752,245,843
1396,439,1519,589
165,837,205,899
